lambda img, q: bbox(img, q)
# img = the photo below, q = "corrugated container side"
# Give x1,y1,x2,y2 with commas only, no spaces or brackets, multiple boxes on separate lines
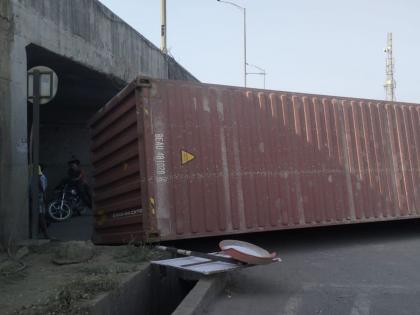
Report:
91,78,420,244
90,80,148,244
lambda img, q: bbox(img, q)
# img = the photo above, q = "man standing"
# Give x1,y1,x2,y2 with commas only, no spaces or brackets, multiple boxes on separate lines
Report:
30,164,50,239
67,158,92,209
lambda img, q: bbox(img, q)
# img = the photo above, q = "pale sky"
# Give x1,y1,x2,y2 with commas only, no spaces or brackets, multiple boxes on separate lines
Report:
99,0,420,103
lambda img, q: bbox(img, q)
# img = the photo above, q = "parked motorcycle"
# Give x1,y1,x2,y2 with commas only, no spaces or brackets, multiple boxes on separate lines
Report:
47,184,87,221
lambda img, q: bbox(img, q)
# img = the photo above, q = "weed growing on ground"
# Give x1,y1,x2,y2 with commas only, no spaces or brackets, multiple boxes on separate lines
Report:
113,243,165,263
77,263,139,275
0,268,28,284
0,254,27,283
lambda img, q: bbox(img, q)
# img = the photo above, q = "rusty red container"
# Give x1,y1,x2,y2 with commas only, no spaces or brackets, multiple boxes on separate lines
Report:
90,77,420,244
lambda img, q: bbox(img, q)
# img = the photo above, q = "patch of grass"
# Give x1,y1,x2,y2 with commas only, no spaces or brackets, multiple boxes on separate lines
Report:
112,244,165,263
15,275,117,315
77,263,139,275
58,275,117,301
76,264,111,275
0,269,28,284
0,259,27,283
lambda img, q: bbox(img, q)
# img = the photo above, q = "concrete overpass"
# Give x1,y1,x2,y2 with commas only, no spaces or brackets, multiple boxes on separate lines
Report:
0,0,197,244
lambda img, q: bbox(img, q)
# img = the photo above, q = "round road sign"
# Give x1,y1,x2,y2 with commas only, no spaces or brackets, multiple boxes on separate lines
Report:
27,66,58,105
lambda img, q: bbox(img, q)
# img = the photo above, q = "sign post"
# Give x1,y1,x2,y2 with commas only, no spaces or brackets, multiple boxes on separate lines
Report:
31,71,40,239
27,66,58,238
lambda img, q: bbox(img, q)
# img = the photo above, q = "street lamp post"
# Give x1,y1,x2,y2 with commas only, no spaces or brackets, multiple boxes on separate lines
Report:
217,0,247,87
246,62,267,89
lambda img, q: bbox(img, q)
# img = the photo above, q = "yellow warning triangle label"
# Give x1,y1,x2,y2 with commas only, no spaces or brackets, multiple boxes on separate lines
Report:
181,150,195,165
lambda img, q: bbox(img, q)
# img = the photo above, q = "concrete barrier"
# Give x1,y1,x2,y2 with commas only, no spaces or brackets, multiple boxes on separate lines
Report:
172,274,228,315
85,265,152,315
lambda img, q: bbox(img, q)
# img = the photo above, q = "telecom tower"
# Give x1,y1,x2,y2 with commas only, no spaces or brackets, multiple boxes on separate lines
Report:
384,32,396,101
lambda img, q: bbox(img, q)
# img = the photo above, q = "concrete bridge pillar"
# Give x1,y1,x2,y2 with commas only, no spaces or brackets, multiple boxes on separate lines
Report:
1,1,30,244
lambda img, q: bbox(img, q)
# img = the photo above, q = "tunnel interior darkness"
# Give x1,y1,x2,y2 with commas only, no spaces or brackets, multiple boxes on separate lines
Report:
26,44,126,225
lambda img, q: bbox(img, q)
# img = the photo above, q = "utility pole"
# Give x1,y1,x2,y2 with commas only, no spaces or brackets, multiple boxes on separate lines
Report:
217,0,247,87
384,32,396,101
161,0,167,54
243,6,247,87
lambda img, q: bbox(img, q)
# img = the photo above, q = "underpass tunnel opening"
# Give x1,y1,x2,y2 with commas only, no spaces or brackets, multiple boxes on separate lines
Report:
26,44,126,237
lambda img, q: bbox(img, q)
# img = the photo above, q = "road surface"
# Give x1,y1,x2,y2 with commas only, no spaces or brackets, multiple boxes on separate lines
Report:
171,219,420,315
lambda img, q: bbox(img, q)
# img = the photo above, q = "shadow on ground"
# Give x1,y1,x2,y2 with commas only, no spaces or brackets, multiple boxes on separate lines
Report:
48,215,93,241
165,218,420,253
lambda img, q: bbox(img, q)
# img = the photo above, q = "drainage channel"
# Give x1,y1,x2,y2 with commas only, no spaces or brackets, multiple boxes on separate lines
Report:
89,264,199,315
149,265,198,315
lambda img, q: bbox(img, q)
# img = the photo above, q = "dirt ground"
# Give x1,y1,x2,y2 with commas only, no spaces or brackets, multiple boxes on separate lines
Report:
0,241,164,315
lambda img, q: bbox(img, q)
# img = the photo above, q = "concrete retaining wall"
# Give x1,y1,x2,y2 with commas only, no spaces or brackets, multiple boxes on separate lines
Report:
86,265,197,315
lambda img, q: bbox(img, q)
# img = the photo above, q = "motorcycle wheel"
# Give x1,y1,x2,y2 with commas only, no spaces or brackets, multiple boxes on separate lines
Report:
48,201,72,221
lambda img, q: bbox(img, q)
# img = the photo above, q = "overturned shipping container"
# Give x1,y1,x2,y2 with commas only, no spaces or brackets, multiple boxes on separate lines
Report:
90,77,420,244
